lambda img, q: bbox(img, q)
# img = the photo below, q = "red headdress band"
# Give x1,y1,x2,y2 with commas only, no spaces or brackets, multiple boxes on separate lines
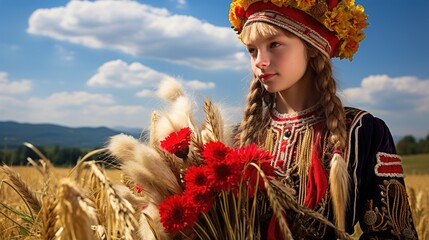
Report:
245,2,340,58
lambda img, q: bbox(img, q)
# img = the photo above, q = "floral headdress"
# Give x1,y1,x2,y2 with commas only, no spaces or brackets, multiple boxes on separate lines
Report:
229,0,369,60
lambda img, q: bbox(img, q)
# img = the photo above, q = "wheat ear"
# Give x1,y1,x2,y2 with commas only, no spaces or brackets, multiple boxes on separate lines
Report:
203,97,224,142
40,196,59,240
187,117,204,165
86,161,138,240
1,165,41,215
56,178,97,240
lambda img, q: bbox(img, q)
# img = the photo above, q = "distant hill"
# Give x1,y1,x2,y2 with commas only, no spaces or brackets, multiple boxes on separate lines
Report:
0,121,142,149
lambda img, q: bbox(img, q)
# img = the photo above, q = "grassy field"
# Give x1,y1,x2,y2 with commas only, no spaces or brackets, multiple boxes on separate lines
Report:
402,153,429,175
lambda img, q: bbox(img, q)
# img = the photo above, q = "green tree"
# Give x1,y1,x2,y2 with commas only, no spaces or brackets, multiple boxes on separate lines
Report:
417,134,429,153
14,145,48,165
396,135,418,155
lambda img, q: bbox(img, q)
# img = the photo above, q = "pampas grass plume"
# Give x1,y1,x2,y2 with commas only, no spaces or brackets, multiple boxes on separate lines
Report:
157,77,184,102
133,144,182,196
107,134,182,203
108,134,140,162
155,96,193,141
139,202,169,240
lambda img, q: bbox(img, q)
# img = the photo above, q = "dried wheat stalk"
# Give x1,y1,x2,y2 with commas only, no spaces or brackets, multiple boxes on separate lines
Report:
55,178,98,240
203,97,224,142
1,165,41,215
86,162,137,240
187,118,204,166
40,196,59,240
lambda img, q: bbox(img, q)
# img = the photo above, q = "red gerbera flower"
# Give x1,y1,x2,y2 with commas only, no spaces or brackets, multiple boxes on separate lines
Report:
202,141,232,165
160,127,192,158
230,143,275,196
184,189,214,213
158,195,198,232
184,166,211,194
206,156,242,192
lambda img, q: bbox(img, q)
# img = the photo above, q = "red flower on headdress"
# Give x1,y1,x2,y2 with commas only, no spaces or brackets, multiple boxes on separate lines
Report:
326,0,339,10
158,195,198,232
234,5,245,18
160,127,192,157
202,141,232,164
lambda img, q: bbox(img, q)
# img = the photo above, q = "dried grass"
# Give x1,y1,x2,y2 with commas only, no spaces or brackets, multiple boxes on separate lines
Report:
0,146,141,240
1,165,41,215
56,178,98,239
408,187,429,240
40,196,58,240
84,161,138,240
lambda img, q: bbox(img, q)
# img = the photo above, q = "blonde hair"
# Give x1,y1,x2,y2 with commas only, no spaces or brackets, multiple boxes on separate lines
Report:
238,22,347,153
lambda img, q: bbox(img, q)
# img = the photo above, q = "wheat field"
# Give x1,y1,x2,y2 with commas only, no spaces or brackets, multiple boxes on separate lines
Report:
1,164,428,239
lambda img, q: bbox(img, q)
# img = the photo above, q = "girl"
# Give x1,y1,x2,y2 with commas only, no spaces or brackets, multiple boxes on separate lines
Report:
230,0,417,239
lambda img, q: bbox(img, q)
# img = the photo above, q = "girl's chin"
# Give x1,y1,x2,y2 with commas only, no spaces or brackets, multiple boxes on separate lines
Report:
262,84,279,93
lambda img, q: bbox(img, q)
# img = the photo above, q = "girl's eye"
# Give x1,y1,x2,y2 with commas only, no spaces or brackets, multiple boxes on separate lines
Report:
270,42,281,48
246,47,257,57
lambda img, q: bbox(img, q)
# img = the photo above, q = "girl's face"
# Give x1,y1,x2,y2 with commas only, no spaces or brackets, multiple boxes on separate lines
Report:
245,28,309,93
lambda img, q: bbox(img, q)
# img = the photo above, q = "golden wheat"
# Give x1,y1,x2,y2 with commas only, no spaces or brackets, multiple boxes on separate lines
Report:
1,165,428,239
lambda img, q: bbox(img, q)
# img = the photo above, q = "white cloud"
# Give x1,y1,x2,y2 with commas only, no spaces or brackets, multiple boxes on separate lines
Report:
341,75,429,138
27,0,247,70
185,80,215,90
87,59,175,88
87,59,216,95
342,75,429,113
0,72,32,94
28,91,114,107
136,89,156,98
0,91,149,128
176,0,186,8
54,44,75,61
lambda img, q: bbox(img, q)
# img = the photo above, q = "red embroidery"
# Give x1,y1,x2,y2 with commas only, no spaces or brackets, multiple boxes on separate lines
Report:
374,152,404,177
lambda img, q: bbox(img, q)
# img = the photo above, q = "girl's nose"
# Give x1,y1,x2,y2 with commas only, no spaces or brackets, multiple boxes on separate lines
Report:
254,51,270,69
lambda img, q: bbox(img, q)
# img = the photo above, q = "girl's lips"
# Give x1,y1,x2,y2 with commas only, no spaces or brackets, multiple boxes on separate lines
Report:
259,73,276,81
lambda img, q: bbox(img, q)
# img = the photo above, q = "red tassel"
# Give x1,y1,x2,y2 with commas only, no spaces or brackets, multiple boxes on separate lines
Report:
304,132,328,209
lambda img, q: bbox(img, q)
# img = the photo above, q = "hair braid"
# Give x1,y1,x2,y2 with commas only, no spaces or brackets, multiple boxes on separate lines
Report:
310,50,347,152
239,77,274,147
309,44,350,231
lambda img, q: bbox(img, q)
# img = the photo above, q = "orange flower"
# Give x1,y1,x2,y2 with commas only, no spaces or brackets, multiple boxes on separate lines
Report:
296,0,316,11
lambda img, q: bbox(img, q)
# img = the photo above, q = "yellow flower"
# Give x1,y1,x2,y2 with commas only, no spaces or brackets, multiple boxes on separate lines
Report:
351,5,369,32
295,0,316,11
271,0,286,7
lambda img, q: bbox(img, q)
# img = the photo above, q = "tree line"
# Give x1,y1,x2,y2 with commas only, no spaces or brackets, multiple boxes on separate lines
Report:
0,145,114,167
396,134,429,156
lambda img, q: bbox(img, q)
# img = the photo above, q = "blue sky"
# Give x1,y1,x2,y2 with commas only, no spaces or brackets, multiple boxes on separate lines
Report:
0,0,428,139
